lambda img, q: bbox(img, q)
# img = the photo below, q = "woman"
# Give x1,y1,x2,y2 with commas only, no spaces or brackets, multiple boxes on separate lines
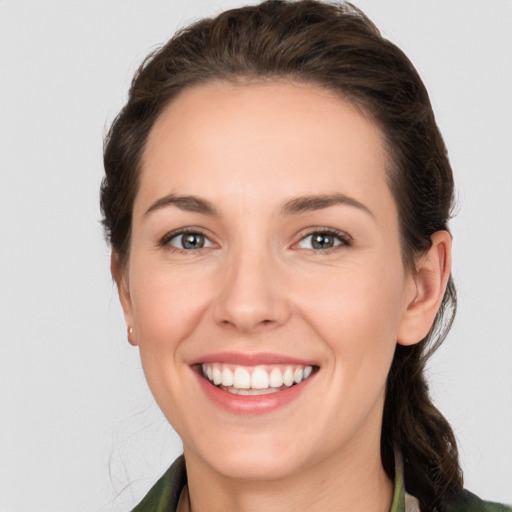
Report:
100,1,511,511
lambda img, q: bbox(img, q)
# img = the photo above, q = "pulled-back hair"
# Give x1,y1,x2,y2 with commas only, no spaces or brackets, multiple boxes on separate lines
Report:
101,1,462,508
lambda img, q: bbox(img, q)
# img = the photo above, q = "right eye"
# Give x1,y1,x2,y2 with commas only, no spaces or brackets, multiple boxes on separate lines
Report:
161,230,214,251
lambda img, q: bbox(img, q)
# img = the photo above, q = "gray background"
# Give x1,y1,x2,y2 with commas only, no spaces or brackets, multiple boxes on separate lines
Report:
1,1,511,510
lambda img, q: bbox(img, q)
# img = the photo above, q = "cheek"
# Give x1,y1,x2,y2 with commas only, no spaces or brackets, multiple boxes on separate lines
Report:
127,261,215,431
291,261,405,376
295,259,405,331
276,262,406,450
129,261,212,355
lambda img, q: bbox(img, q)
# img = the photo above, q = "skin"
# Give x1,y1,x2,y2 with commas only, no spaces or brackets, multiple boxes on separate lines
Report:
114,80,451,512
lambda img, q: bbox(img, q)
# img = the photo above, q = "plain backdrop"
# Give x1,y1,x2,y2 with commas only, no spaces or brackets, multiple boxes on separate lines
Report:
0,1,511,511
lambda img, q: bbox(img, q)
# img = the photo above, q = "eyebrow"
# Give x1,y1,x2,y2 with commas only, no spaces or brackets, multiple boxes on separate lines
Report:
144,194,218,217
281,193,374,218
144,192,373,218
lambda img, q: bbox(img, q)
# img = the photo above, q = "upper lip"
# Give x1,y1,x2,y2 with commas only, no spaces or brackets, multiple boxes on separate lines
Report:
189,351,318,367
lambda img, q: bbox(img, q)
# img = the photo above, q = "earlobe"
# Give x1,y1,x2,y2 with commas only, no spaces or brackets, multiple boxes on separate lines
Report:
111,252,137,346
397,231,452,346
127,326,136,346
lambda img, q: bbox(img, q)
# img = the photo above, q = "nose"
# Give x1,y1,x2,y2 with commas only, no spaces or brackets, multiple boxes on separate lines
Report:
212,246,291,333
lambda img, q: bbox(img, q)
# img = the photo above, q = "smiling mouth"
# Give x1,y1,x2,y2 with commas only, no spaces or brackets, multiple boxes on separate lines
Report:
199,363,317,396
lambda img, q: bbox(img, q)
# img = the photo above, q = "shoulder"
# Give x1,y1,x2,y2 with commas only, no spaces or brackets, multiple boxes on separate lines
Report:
443,489,512,512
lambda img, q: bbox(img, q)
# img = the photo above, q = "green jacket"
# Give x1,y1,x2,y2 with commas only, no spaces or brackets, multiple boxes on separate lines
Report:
131,455,511,512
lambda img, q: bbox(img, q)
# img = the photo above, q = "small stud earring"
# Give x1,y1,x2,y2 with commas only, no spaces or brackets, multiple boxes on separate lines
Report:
127,326,136,346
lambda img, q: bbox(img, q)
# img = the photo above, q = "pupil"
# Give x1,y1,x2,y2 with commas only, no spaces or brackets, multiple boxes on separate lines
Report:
182,233,204,249
312,234,333,249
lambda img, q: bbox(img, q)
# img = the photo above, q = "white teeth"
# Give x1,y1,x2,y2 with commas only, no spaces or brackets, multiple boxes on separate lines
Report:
251,369,269,389
221,367,233,387
202,363,314,391
269,368,283,388
222,386,279,395
212,366,222,385
233,367,251,389
283,367,294,387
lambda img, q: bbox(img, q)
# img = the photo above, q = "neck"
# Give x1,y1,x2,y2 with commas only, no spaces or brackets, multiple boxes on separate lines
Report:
182,439,393,512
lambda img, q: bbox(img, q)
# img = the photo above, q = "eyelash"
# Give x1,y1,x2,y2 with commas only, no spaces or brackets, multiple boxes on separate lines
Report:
158,227,214,254
294,227,352,252
158,227,352,253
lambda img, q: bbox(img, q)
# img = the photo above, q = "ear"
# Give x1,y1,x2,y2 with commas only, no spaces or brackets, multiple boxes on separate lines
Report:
397,230,452,346
111,252,137,346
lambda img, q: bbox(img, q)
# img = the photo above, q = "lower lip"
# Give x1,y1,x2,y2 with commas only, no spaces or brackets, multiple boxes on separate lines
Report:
194,369,315,415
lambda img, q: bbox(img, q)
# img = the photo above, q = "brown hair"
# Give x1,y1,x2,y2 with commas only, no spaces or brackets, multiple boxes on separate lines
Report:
101,1,462,508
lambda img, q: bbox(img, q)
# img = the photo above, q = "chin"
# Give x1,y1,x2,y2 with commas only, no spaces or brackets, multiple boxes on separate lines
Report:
209,449,306,481
186,429,316,481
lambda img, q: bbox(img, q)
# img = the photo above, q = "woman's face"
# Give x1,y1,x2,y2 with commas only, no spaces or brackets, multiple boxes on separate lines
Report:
119,81,419,480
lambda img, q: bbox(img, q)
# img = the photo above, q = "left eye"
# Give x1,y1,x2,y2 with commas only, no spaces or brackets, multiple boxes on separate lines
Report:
166,232,214,250
297,231,349,250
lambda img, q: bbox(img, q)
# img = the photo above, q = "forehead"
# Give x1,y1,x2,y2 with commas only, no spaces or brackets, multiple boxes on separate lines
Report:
137,80,393,217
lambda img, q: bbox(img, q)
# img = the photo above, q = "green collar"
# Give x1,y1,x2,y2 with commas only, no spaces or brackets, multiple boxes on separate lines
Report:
391,451,420,512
